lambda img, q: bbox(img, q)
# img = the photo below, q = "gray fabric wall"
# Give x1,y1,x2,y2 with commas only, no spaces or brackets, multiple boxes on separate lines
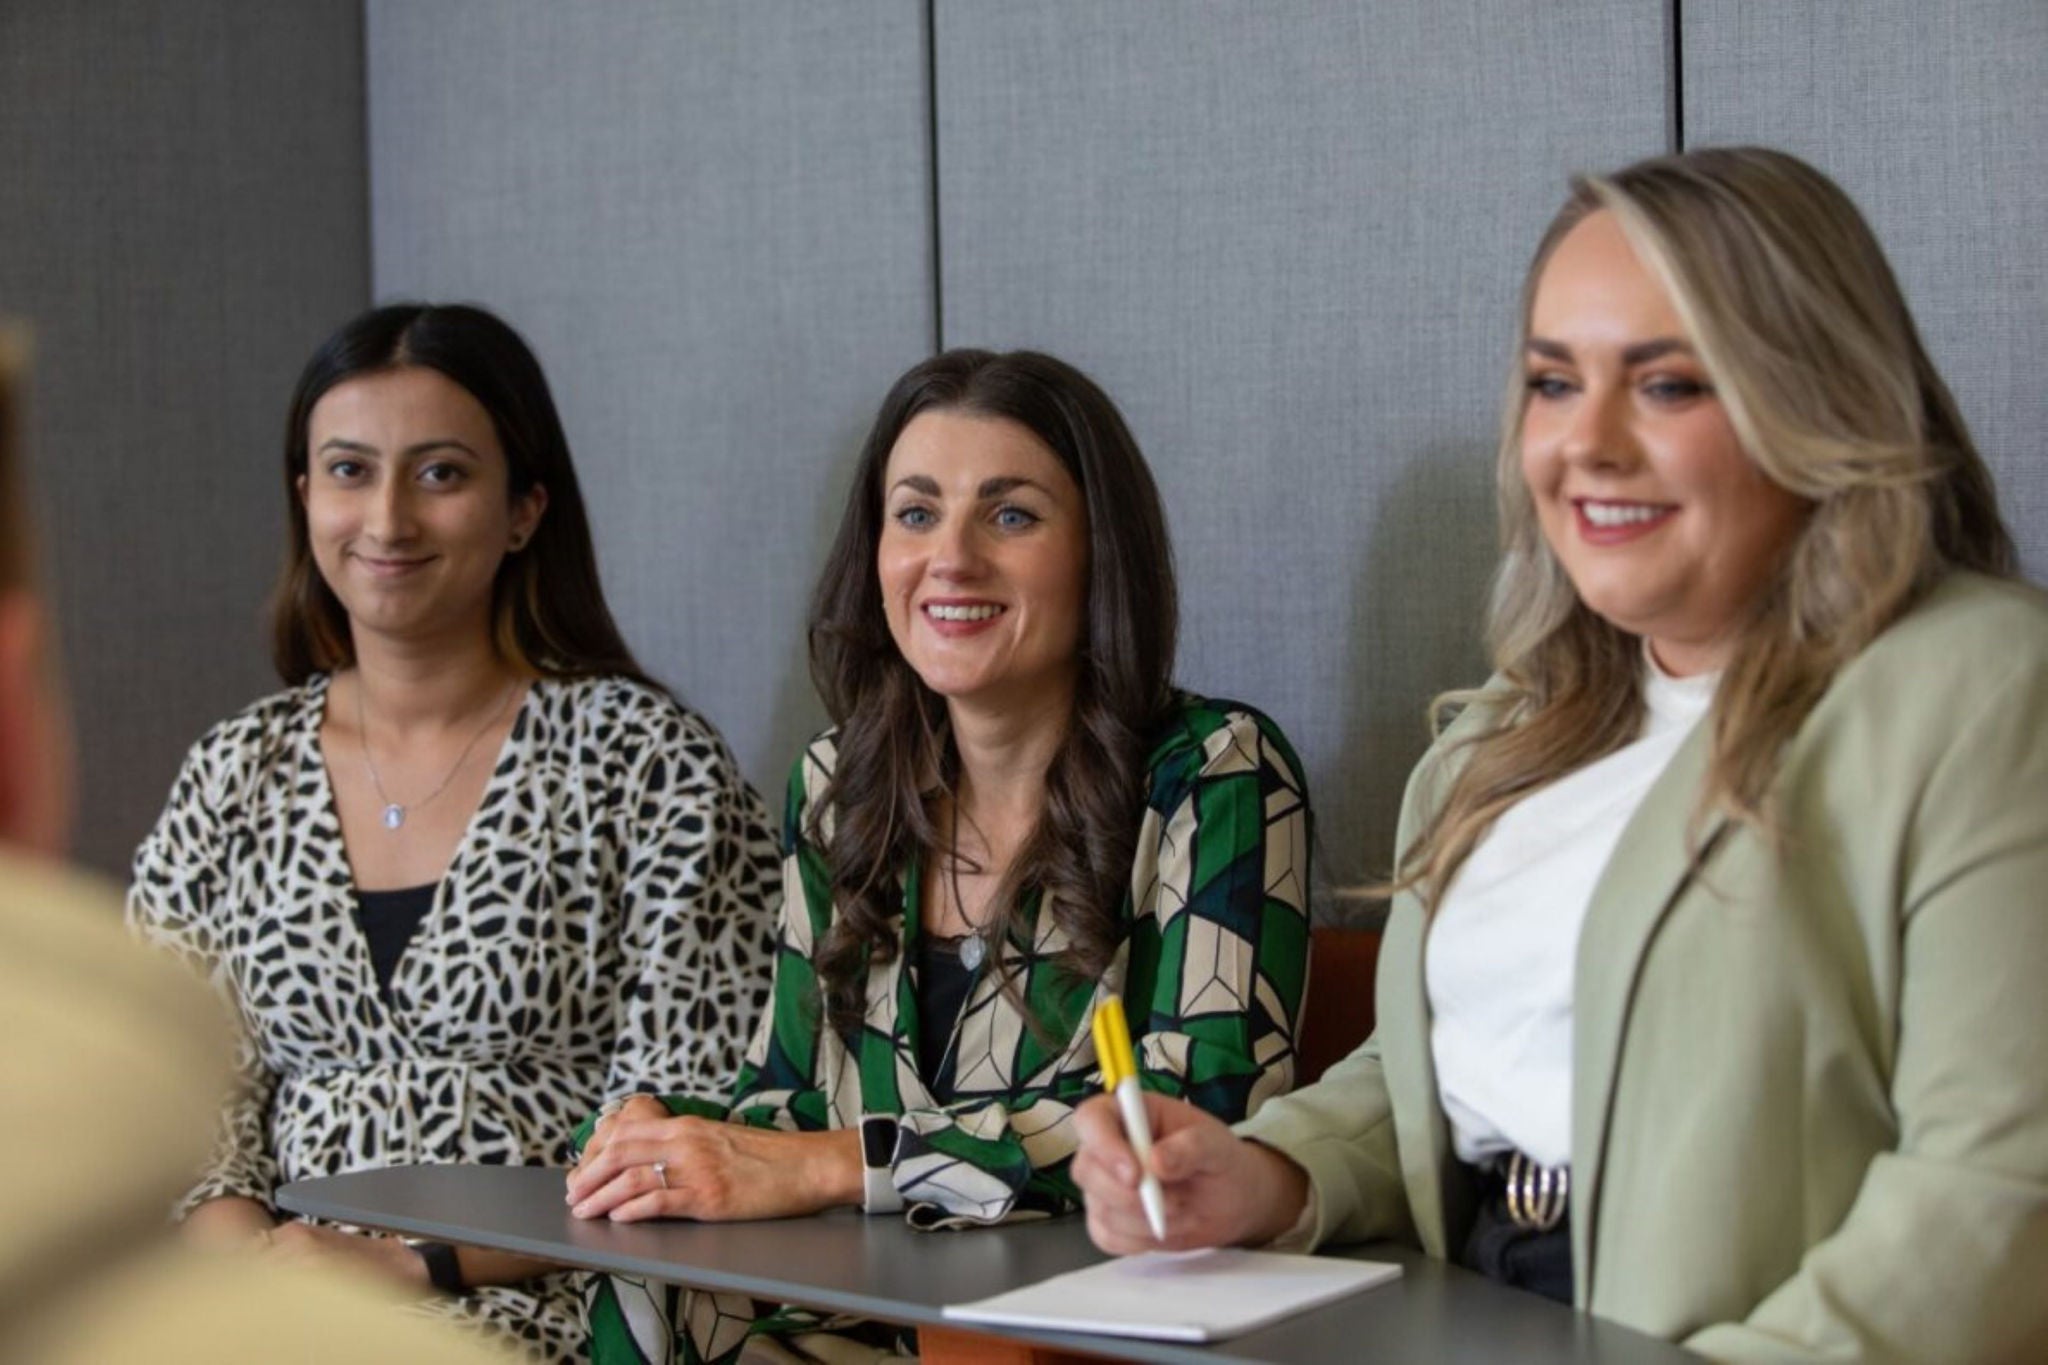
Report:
365,0,934,794
1684,0,2048,580
0,1,369,875
934,2,1667,916
10,2,2046,897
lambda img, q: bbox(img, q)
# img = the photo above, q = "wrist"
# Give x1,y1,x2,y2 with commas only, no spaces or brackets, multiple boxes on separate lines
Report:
1242,1141,1313,1245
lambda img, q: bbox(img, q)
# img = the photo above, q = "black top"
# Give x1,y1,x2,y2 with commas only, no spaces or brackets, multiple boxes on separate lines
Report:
913,935,980,1101
354,883,435,996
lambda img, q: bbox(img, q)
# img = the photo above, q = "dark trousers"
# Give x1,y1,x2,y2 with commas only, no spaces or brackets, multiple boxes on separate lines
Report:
1459,1164,1575,1306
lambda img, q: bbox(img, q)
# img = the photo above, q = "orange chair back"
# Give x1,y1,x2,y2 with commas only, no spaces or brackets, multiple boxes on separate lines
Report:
1296,925,1383,1085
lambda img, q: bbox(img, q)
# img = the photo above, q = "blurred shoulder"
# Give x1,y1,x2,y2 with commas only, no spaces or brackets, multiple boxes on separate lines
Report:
19,1245,518,1364
0,851,231,1277
0,851,218,1036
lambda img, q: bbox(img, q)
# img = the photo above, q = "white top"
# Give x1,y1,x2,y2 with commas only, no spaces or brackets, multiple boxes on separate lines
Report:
1426,653,1716,1168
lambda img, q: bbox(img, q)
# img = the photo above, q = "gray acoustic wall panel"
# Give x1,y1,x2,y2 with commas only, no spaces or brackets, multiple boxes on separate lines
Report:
0,1,370,874
366,0,934,794
1684,1,2048,581
935,2,1667,918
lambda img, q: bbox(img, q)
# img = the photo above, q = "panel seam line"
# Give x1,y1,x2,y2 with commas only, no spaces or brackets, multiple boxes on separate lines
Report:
1668,0,1685,153
924,0,944,353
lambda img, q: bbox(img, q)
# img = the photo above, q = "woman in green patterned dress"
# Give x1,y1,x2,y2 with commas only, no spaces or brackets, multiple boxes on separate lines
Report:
565,348,1313,1363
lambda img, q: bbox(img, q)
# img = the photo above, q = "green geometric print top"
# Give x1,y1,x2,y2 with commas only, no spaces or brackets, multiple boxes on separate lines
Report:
735,693,1314,1225
581,694,1313,1363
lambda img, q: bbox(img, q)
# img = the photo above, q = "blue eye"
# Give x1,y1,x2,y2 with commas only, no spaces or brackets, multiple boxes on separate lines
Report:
1525,374,1573,400
993,504,1040,531
1643,377,1708,403
893,505,936,530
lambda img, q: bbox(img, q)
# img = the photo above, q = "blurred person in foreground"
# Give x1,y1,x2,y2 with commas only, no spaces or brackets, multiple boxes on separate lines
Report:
0,327,513,1362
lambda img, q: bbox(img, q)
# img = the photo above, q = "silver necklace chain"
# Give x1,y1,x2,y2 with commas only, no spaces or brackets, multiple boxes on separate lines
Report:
945,804,990,972
355,675,520,832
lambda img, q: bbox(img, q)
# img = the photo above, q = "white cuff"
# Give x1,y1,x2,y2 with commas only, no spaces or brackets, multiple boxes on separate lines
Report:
858,1114,903,1214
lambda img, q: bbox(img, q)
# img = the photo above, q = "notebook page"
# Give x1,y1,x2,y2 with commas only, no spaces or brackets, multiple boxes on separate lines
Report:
943,1248,1401,1342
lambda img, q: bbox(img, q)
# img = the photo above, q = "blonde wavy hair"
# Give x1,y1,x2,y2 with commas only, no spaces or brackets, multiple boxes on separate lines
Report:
1399,146,2015,906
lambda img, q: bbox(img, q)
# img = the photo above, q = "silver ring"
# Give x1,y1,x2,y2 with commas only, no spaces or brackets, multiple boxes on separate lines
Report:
652,1159,669,1190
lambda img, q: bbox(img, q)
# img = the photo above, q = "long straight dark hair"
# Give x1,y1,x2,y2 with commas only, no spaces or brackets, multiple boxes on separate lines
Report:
270,303,650,687
809,349,1179,1039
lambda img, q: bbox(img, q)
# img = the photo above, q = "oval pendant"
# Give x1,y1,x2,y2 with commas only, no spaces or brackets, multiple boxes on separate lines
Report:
382,803,406,830
959,934,986,971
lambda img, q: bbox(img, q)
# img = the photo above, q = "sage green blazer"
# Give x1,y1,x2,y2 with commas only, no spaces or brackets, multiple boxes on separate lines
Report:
1239,573,2048,1363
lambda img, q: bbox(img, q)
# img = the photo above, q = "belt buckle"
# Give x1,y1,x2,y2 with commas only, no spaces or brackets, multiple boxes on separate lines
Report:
1503,1151,1569,1232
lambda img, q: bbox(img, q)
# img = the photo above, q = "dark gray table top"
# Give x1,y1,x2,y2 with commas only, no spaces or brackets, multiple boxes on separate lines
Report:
278,1164,1698,1364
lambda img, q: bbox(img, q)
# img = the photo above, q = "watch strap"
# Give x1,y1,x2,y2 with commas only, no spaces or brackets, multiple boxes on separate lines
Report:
413,1239,467,1296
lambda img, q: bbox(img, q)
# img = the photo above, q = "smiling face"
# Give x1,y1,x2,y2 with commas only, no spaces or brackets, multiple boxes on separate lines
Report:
877,410,1090,712
1520,209,1810,675
299,366,546,653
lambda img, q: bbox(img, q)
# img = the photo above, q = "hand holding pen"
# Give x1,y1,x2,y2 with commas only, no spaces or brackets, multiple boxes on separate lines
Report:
1090,997,1168,1238
1071,1001,1317,1255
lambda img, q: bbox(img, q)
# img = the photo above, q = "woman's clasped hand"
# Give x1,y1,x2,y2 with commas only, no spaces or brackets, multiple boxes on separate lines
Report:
565,1097,861,1223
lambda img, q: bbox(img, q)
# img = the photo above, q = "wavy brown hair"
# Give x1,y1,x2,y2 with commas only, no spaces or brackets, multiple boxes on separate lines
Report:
1401,146,2016,905
270,303,651,687
809,349,1179,1038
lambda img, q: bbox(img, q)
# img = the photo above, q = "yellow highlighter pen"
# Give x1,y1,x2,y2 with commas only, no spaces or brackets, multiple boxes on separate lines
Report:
1091,996,1167,1240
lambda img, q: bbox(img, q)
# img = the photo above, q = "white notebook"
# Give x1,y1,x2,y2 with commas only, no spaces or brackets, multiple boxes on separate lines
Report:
942,1248,1402,1342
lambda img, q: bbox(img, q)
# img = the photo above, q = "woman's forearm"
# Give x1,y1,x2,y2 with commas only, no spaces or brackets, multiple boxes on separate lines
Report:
184,1198,560,1291
181,1195,275,1247
451,1246,564,1288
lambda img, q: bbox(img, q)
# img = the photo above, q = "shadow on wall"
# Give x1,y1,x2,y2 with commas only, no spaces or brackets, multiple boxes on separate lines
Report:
758,416,868,797
1326,441,1495,929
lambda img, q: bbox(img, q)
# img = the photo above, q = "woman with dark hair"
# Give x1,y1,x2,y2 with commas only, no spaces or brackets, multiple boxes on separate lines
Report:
566,349,1314,1363
129,302,779,1362
1074,148,2048,1359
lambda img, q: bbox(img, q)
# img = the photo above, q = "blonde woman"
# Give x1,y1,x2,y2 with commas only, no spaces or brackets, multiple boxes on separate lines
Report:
1072,147,2048,1361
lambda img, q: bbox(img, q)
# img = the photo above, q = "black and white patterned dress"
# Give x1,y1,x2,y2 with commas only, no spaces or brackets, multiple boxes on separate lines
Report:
128,673,780,1362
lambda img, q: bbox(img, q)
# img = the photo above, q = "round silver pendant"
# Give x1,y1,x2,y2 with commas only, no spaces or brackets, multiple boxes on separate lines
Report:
958,934,986,971
382,803,406,830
